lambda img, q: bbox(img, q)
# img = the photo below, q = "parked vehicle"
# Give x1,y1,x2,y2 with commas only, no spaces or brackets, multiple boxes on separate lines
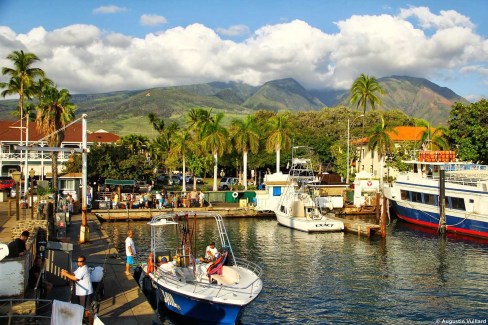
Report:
0,176,15,190
195,177,204,184
219,177,239,190
171,175,181,185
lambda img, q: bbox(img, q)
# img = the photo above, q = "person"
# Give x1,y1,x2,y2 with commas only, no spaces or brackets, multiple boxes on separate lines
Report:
199,191,205,207
29,257,53,297
125,229,136,275
61,255,93,310
113,192,119,209
199,241,218,263
156,192,162,209
190,189,198,207
7,230,30,258
66,194,74,224
146,252,155,276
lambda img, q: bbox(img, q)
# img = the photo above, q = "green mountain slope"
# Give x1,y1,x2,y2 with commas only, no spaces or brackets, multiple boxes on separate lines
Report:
0,76,469,135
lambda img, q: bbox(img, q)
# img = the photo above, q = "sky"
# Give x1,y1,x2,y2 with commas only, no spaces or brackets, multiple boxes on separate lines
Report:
0,0,487,101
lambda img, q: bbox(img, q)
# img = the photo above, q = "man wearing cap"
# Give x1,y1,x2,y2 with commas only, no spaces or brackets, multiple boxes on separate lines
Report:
7,230,30,258
200,241,218,263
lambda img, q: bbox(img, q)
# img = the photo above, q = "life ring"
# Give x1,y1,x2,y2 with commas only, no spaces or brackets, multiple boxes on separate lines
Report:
232,192,238,199
367,181,372,187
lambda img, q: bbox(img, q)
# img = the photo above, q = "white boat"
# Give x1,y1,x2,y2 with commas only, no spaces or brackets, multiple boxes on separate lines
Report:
271,146,344,232
384,150,488,238
140,212,263,324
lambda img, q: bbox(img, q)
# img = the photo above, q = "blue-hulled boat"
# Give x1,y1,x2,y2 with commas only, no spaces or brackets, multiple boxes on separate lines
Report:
384,150,488,238
140,212,263,324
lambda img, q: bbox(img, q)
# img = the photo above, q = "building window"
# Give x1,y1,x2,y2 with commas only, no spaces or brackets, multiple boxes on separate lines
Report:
273,186,282,197
59,179,75,190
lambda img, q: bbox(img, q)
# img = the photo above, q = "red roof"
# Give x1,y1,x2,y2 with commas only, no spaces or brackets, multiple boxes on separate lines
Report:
0,119,119,143
352,126,428,144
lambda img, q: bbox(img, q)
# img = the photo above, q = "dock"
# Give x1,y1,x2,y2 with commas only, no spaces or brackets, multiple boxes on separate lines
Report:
0,200,160,324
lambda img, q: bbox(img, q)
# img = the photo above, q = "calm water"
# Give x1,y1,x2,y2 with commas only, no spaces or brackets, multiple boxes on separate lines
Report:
104,216,488,324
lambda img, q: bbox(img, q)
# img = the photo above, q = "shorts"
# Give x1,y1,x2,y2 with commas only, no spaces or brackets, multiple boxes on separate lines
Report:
127,256,135,265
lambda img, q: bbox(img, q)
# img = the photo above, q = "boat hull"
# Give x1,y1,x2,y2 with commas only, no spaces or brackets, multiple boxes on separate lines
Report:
275,212,344,232
155,284,244,324
391,200,488,238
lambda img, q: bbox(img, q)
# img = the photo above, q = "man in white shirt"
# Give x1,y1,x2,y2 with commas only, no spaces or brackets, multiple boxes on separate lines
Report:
125,229,136,275
61,255,93,310
199,241,218,263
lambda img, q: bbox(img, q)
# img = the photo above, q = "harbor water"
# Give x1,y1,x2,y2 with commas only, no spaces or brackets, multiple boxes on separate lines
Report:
104,216,488,324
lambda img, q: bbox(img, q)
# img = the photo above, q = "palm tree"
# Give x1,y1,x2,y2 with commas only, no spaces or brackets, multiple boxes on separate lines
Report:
172,130,192,192
230,115,260,190
417,121,449,151
265,115,292,173
120,134,149,155
367,115,396,190
350,74,384,115
36,86,76,209
148,113,165,135
1,50,45,118
200,112,228,191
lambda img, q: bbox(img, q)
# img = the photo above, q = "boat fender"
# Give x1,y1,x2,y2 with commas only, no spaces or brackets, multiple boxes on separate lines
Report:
232,192,238,199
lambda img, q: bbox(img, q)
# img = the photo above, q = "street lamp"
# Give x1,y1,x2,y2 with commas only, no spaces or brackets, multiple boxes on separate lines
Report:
12,171,22,221
346,114,364,184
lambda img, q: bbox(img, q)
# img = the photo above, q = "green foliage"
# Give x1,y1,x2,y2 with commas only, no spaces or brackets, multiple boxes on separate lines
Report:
448,99,488,164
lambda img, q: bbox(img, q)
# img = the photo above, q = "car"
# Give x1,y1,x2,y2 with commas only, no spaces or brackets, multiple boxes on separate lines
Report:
219,177,239,190
195,177,204,184
171,175,181,185
0,176,15,190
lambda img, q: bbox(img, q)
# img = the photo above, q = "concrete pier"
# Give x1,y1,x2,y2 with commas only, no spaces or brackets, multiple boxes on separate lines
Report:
0,200,160,324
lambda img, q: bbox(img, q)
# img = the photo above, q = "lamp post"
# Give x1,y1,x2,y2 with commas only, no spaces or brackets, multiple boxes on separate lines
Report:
12,171,22,221
29,168,35,219
346,114,364,184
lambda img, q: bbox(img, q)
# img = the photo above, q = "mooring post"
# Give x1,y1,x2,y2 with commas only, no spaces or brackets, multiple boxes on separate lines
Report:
438,168,446,235
379,196,387,237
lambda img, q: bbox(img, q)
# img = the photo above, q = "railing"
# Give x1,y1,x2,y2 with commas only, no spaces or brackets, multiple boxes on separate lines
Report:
0,298,52,323
0,152,71,161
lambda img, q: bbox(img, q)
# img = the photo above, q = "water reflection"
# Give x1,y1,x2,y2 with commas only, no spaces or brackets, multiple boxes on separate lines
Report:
104,217,488,324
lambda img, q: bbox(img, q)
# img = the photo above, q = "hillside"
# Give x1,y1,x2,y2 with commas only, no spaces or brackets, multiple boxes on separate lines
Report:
0,76,469,135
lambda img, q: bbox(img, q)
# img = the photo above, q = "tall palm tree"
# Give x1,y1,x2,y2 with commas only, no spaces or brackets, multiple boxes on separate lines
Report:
230,115,260,190
36,86,76,209
367,115,396,190
172,130,192,192
120,134,149,155
200,112,228,191
265,115,292,173
350,73,384,115
417,121,449,151
1,50,45,119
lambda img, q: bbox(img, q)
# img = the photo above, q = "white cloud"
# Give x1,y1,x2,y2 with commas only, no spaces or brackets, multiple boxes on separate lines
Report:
93,5,127,14
140,14,167,26
0,6,486,98
216,25,250,37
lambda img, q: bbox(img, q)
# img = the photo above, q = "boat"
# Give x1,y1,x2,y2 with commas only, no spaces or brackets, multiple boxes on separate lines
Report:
139,212,263,324
384,150,488,238
268,146,344,232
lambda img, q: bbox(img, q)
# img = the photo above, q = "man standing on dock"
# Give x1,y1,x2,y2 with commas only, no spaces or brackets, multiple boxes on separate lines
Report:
125,230,136,275
61,255,93,310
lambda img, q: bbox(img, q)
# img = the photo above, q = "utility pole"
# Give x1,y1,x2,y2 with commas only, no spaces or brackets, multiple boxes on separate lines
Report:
80,114,89,243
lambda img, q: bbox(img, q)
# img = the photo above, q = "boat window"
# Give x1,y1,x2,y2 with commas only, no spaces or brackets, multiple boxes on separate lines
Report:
273,187,282,196
424,193,435,205
401,190,408,200
411,191,422,203
449,197,466,211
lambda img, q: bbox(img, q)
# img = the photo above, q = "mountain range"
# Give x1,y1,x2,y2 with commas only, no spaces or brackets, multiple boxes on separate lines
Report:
0,76,469,136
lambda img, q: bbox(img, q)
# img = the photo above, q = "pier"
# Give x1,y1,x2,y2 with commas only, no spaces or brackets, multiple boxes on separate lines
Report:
0,200,160,324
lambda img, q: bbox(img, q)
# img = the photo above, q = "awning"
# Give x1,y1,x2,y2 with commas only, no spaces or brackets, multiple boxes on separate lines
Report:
104,179,135,186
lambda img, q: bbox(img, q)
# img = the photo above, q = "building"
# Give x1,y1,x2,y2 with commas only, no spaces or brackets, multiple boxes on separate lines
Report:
352,126,428,180
0,119,119,179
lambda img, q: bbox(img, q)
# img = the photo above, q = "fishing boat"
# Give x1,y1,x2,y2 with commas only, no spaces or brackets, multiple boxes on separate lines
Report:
383,150,488,238
271,146,344,232
140,212,263,324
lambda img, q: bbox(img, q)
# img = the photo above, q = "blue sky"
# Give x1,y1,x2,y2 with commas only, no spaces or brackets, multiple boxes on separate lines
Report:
0,0,487,101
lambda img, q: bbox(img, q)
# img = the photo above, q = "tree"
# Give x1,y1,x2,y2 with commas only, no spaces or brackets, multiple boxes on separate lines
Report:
448,99,488,164
416,120,449,151
367,115,396,189
350,74,384,115
265,114,292,173
36,86,76,209
148,113,165,135
200,112,228,191
230,115,260,190
171,130,192,191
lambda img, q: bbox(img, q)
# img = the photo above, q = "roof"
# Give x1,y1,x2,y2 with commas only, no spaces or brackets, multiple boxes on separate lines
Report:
0,120,119,143
352,126,428,144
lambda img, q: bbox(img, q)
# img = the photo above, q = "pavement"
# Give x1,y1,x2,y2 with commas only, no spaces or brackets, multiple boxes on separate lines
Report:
0,199,160,324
